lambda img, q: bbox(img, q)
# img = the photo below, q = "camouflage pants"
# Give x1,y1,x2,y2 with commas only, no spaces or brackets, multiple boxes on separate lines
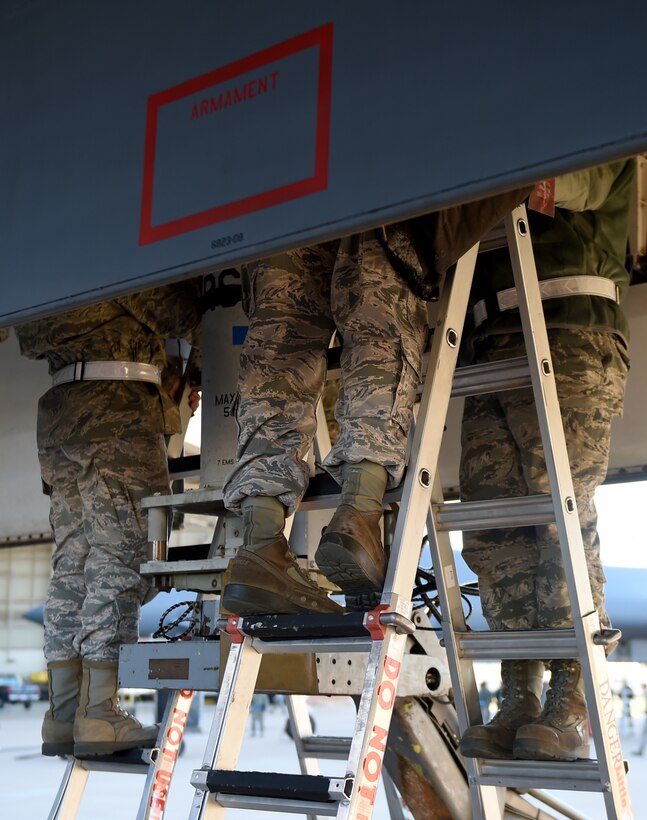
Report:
223,236,429,516
460,329,629,630
39,435,170,662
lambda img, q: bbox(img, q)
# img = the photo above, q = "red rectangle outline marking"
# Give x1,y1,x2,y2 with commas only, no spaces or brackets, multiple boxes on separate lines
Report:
139,22,333,245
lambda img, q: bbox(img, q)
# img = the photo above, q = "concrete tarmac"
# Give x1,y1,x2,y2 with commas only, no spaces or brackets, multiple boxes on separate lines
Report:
0,697,644,819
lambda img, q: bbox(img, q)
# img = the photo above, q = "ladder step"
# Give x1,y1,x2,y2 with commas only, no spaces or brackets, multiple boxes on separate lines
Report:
248,635,374,656
220,610,414,655
475,758,609,792
301,736,352,758
452,357,531,398
213,795,339,816
221,612,370,640
193,770,352,802
140,555,228,577
456,628,579,660
72,747,155,775
142,488,225,516
435,494,554,531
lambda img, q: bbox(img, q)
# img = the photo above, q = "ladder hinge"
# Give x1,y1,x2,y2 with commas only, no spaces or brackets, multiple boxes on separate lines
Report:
224,616,245,644
363,605,415,640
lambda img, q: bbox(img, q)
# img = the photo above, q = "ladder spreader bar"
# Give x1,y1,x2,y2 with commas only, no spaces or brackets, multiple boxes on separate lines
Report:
476,758,606,791
451,356,531,397
455,628,579,660
434,494,555,531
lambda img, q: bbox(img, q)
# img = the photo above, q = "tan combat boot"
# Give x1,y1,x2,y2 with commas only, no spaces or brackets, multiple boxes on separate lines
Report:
513,659,589,760
222,537,343,615
222,495,342,615
74,661,159,756
315,506,386,595
315,461,388,597
460,660,545,759
42,659,82,756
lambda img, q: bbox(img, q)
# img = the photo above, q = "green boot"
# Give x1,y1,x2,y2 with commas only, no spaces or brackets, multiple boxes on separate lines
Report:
74,661,159,756
42,659,82,756
240,495,286,549
315,461,387,596
222,496,342,615
460,660,545,759
513,660,589,760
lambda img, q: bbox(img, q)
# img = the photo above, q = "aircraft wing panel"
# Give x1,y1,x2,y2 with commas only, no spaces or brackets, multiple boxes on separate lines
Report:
2,2,647,324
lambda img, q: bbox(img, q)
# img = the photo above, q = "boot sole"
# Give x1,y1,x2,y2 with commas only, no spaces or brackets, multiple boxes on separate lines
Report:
513,738,590,761
74,738,157,757
222,584,340,615
345,592,382,612
459,737,514,760
315,534,385,595
42,741,74,757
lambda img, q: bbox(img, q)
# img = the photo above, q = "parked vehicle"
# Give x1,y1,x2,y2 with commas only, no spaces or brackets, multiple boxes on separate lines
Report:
0,674,41,708
29,670,50,701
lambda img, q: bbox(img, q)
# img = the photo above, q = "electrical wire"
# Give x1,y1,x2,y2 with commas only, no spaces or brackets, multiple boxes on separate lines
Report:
152,600,200,641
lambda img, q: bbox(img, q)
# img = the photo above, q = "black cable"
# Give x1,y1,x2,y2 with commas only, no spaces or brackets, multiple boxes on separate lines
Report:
413,563,480,627
461,592,473,620
152,600,200,641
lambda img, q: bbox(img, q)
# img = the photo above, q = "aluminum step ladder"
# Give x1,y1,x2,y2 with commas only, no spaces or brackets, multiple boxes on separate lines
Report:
188,608,416,819
420,205,633,820
47,688,195,820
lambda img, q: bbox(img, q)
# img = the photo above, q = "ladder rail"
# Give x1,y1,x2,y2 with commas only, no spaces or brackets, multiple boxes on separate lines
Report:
422,391,541,816
137,688,196,820
504,208,597,617
337,618,410,820
48,759,91,820
357,241,507,820
380,770,409,820
329,249,483,819
505,205,632,819
188,635,263,820
286,694,324,820
48,751,157,820
384,244,479,601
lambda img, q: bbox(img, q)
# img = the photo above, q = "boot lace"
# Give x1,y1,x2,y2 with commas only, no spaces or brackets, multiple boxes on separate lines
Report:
489,664,526,726
541,663,579,722
289,554,322,590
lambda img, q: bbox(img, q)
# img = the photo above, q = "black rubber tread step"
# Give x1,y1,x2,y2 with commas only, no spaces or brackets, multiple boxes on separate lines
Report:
219,611,370,640
204,770,351,801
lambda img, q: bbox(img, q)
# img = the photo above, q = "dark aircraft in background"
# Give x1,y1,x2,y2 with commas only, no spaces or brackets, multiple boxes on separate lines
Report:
23,589,199,641
22,553,647,660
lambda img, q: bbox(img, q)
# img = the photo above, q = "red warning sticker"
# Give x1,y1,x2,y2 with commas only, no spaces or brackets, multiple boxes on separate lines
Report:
139,23,333,245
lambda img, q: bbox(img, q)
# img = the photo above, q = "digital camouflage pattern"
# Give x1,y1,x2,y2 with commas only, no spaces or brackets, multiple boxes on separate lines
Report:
15,282,202,447
39,436,169,662
460,329,629,630
14,283,202,662
223,234,429,516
